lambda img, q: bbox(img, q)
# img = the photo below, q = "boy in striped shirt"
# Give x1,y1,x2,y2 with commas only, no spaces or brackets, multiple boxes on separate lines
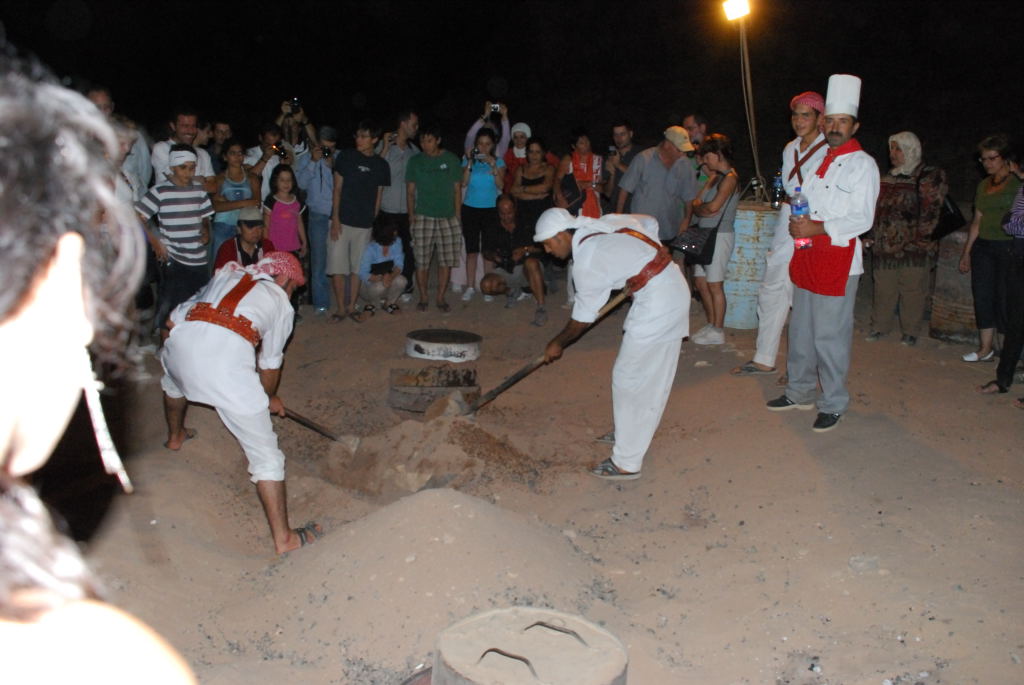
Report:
136,144,214,337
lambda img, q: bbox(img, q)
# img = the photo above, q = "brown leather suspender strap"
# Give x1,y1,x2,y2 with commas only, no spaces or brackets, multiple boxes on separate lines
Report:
578,227,672,292
789,139,828,185
184,272,262,346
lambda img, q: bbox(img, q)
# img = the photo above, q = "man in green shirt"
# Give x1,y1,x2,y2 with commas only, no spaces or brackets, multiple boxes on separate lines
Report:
405,121,463,311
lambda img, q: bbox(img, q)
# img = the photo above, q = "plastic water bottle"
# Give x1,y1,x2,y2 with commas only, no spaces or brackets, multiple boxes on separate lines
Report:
790,186,812,250
770,171,785,209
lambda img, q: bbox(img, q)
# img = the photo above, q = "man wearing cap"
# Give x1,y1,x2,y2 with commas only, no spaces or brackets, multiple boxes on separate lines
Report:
732,92,828,378
160,251,322,554
765,75,880,432
535,207,689,480
296,125,339,314
616,127,699,242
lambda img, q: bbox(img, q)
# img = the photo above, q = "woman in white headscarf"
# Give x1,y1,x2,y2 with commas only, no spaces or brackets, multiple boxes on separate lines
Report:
865,131,948,346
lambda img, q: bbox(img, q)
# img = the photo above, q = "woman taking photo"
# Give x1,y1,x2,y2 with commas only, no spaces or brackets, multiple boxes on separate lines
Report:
510,136,555,235
959,134,1021,362
459,127,505,302
689,133,740,346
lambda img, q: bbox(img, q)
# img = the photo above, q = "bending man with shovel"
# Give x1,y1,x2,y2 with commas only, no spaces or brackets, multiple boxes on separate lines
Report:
160,251,323,554
535,208,690,480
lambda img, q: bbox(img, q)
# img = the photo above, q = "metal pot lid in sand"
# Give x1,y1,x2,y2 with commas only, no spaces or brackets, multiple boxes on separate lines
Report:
406,329,482,363
433,607,628,684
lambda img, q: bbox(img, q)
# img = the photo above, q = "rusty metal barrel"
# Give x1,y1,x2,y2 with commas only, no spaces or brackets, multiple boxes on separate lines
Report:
724,201,778,329
432,607,628,685
929,227,977,343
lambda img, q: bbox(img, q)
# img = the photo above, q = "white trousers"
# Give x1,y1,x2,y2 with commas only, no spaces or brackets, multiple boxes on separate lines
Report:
753,244,795,367
611,335,682,473
161,372,286,483
753,207,795,368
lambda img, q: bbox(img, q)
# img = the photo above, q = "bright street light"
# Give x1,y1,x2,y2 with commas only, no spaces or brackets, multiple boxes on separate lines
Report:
723,0,751,21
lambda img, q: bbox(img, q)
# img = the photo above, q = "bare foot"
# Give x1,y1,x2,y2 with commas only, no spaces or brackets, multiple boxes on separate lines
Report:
1013,397,1024,410
163,428,197,450
976,381,1006,395
276,522,323,555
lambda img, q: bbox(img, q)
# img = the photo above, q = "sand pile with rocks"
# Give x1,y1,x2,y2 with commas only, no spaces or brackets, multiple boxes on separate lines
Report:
192,488,608,683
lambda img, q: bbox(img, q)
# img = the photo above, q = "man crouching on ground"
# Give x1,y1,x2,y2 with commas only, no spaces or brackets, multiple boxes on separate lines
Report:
160,251,321,554
535,208,689,480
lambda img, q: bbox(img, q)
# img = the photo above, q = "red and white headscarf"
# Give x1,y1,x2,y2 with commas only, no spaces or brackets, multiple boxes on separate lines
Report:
254,251,306,285
789,91,825,115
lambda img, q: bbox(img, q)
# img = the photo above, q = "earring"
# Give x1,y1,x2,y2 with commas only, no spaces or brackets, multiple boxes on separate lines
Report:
81,347,133,494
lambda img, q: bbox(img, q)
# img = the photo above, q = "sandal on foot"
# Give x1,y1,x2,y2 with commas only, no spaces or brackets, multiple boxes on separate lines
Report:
385,303,399,314
1014,397,1024,410
164,428,197,450
363,304,376,316
347,311,365,323
977,380,1007,395
330,313,345,323
436,301,451,313
416,301,429,312
731,361,776,377
294,522,323,547
590,458,640,481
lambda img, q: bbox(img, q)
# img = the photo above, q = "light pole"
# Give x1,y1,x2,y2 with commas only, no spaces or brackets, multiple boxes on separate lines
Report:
723,0,766,200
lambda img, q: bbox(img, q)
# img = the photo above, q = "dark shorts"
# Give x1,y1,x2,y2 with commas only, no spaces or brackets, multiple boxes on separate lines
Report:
461,205,499,254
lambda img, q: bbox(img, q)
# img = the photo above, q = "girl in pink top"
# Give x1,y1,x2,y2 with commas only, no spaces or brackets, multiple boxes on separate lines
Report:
263,164,308,256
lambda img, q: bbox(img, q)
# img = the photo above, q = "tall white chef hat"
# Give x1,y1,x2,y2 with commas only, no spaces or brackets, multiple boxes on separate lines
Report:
825,74,861,118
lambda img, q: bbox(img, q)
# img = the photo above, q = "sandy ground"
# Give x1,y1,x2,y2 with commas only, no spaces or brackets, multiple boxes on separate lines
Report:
80,279,1023,685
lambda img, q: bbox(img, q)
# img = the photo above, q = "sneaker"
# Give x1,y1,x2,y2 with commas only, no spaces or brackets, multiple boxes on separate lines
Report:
864,331,883,342
962,350,995,362
451,283,464,294
590,457,641,481
692,326,725,345
812,412,843,432
482,294,494,303
531,307,548,326
900,334,917,346
461,287,476,302
400,292,413,303
595,429,615,444
314,306,328,317
766,395,815,411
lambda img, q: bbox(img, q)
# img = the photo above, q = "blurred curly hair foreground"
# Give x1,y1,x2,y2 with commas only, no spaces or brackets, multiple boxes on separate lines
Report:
0,50,143,369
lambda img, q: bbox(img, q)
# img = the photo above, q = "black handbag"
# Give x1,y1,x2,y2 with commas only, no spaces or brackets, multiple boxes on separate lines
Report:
930,194,967,242
671,205,726,266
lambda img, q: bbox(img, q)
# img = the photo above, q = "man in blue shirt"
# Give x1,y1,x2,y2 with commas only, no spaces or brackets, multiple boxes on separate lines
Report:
295,125,339,314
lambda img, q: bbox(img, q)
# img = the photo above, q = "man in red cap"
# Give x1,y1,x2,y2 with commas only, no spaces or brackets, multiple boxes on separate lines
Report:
159,251,322,554
732,91,828,379
765,75,880,433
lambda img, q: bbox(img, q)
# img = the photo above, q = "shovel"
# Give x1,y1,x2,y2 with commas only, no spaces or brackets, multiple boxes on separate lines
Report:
284,408,342,442
465,289,631,414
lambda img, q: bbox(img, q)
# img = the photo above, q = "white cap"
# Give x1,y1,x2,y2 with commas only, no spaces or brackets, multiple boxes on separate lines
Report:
510,122,531,138
533,208,577,242
825,74,861,117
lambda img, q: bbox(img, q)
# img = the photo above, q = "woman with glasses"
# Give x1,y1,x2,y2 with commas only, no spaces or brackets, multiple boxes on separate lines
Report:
959,134,1021,363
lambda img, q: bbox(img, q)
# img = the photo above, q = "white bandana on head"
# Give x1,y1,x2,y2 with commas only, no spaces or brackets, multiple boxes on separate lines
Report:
168,149,197,167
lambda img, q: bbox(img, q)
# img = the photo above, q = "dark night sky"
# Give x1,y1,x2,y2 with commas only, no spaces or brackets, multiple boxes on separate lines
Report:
2,0,1021,198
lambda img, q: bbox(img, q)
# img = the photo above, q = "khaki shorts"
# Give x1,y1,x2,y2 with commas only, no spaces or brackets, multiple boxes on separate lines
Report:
327,224,371,275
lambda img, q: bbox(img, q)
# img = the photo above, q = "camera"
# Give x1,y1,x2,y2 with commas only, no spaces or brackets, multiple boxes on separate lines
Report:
289,97,301,114
387,133,397,143
471,147,480,157
320,146,331,159
272,144,287,159
490,103,500,113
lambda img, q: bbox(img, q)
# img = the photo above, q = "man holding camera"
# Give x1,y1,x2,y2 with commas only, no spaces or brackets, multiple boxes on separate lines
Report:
296,125,339,314
245,122,295,202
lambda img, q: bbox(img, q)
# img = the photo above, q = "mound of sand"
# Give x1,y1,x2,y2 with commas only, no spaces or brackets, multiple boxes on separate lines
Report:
195,488,607,682
322,417,546,498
